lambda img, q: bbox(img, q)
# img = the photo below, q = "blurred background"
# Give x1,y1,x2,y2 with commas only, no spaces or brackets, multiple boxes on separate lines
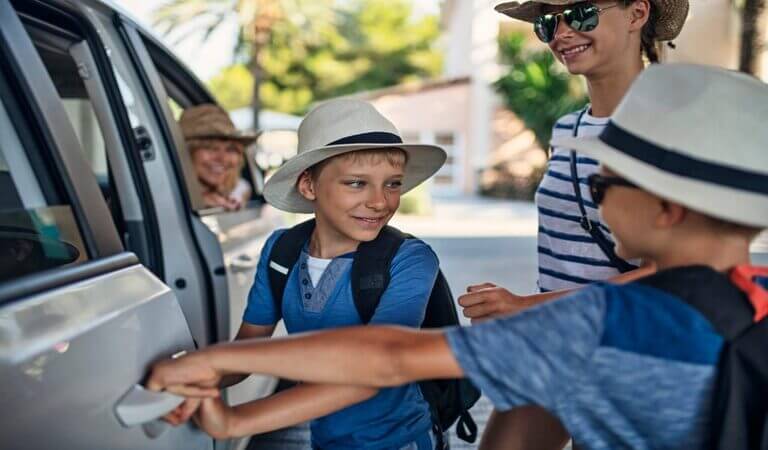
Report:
118,0,767,211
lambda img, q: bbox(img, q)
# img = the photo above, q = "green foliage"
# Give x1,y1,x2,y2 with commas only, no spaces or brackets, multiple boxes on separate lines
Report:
494,33,588,149
208,65,254,110
206,0,443,114
398,183,431,215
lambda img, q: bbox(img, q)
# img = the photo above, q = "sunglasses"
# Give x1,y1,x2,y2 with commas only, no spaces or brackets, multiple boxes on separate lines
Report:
587,174,638,205
533,2,619,43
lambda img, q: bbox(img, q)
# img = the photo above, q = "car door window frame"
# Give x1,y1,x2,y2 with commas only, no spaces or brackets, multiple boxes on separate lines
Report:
13,0,166,275
0,0,141,304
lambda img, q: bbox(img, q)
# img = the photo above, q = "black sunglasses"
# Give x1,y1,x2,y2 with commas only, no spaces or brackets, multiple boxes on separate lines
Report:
533,2,619,43
587,174,638,205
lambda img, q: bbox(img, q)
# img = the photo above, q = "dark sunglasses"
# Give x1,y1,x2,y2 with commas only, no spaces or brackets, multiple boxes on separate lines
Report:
587,174,638,205
533,2,619,43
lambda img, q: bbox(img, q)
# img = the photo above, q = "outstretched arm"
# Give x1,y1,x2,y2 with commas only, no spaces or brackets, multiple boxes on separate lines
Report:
147,326,463,396
196,383,378,439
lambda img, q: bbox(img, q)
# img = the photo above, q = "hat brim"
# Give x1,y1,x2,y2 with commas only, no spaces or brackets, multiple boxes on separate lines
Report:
186,131,261,146
495,0,689,41
263,143,447,213
552,135,768,228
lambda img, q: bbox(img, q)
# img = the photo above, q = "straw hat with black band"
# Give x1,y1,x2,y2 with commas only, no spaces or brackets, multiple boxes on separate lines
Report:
495,0,689,41
263,99,447,214
551,63,768,228
179,104,259,145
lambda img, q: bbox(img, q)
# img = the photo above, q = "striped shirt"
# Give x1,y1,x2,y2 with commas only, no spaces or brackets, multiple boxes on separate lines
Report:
535,109,621,292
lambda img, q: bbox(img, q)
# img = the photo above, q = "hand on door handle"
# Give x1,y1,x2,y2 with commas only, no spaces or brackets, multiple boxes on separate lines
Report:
115,384,185,427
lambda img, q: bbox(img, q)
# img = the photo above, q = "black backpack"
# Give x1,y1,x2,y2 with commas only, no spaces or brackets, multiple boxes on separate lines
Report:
640,266,768,450
267,219,480,446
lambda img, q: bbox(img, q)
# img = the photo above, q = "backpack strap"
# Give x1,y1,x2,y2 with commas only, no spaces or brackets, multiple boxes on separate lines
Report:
351,226,407,324
267,219,316,313
568,107,637,274
729,265,768,323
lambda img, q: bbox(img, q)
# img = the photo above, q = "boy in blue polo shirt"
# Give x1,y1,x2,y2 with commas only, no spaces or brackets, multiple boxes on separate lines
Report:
149,66,768,449
170,99,446,449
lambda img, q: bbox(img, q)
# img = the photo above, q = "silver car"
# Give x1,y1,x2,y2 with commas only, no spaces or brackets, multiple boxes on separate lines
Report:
0,0,282,448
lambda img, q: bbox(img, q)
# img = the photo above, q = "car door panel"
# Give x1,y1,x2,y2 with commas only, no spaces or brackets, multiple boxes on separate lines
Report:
0,1,214,448
0,262,211,450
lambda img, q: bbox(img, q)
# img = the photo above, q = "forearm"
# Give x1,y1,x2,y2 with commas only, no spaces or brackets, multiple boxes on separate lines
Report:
227,383,378,437
527,263,657,308
204,326,462,387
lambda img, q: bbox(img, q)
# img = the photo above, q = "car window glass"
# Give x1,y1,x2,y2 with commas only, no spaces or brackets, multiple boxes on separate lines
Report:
25,27,126,230
0,94,88,282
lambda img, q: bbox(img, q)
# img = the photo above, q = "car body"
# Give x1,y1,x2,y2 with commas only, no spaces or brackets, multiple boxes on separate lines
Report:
0,0,283,448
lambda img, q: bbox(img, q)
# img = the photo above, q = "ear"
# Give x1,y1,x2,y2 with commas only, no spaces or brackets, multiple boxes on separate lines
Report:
297,171,317,202
627,0,651,33
655,199,687,228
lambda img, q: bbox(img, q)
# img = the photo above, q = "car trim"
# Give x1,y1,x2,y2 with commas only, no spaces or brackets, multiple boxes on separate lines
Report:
0,252,139,306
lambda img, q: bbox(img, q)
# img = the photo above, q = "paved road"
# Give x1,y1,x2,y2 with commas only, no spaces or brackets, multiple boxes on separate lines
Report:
249,197,539,449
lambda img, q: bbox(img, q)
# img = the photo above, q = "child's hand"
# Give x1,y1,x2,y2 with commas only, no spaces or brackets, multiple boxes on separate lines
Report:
147,351,221,397
194,397,236,440
459,283,534,323
162,398,202,426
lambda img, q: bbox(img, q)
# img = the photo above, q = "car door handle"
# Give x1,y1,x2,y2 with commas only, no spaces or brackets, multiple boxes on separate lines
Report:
228,254,258,272
114,384,184,427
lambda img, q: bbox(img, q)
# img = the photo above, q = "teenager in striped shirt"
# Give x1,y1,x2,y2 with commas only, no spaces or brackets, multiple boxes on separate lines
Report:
456,0,689,448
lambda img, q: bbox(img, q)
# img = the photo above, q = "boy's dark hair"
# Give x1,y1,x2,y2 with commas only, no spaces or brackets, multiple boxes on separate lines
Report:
705,216,764,239
621,0,661,63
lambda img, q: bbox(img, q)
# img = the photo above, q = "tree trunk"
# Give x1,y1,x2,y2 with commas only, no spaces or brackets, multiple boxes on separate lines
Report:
250,48,263,131
740,0,767,77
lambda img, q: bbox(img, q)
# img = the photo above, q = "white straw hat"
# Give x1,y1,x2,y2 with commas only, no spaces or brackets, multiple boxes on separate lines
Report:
551,63,768,228
263,99,447,213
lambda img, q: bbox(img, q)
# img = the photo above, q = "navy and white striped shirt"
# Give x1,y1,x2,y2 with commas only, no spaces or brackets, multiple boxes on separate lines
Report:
535,109,621,292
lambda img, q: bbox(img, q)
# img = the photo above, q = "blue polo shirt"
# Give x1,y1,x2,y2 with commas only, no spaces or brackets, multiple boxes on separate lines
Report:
244,229,437,449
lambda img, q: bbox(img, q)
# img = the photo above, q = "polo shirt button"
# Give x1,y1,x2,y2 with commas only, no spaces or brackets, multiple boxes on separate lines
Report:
305,293,312,299
302,279,309,285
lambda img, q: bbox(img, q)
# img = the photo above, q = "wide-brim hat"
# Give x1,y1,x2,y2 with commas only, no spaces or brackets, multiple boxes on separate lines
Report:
495,0,689,41
263,99,446,213
551,63,768,228
179,103,259,145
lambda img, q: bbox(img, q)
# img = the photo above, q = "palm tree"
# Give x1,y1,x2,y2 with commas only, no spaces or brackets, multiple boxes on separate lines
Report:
153,0,330,129
739,0,767,76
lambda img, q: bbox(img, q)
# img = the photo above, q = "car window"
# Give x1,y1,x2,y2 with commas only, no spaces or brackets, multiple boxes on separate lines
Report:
0,90,88,282
24,25,127,233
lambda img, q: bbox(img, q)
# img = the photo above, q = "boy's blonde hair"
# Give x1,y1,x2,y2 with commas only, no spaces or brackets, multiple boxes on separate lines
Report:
307,148,408,180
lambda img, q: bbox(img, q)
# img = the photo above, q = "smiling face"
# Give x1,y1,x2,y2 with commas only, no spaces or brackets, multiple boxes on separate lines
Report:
545,1,648,78
298,149,406,251
189,139,245,192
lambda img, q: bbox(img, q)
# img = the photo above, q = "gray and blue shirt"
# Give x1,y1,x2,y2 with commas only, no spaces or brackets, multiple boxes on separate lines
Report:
446,266,727,449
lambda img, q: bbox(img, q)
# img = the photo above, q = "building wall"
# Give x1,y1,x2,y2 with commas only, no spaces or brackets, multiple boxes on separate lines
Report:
369,82,473,194
665,0,741,68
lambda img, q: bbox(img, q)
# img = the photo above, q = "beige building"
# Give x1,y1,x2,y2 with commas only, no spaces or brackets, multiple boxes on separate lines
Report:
365,0,767,196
